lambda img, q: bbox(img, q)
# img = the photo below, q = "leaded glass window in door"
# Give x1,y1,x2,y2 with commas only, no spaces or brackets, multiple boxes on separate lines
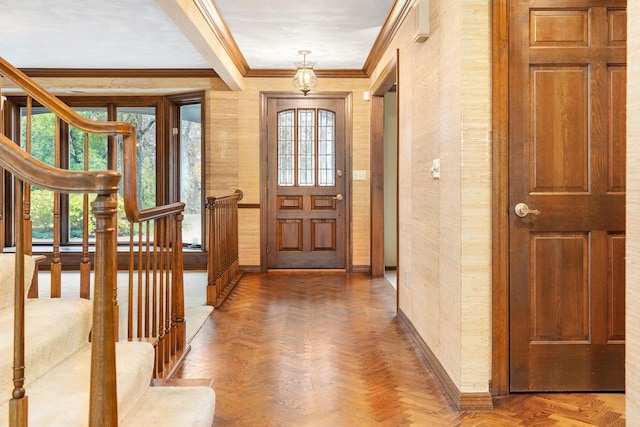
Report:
277,109,335,187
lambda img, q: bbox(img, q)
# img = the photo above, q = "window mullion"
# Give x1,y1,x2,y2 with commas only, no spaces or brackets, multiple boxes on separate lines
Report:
294,108,299,187
314,109,319,187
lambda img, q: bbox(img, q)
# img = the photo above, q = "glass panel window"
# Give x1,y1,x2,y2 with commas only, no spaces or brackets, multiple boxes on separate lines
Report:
298,109,315,186
117,107,157,210
21,107,55,242
318,110,335,186
278,110,295,186
179,103,202,246
69,108,108,241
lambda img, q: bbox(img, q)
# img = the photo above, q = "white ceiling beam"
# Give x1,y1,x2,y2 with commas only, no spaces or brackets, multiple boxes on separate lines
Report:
155,0,244,91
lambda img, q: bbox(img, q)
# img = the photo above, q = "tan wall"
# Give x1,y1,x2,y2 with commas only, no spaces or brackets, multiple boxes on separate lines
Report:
627,2,640,422
206,77,372,267
370,0,491,393
17,74,372,270
383,91,398,267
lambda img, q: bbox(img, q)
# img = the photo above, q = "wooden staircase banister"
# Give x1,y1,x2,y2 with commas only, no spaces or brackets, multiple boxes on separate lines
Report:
0,134,120,194
0,55,179,224
0,56,133,136
2,54,192,425
122,201,186,223
206,189,243,308
207,189,244,204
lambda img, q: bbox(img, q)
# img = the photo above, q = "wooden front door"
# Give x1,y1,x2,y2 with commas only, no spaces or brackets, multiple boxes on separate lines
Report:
266,97,346,269
509,0,626,391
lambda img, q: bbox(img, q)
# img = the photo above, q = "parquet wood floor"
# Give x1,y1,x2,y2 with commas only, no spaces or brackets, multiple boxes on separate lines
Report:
174,272,625,426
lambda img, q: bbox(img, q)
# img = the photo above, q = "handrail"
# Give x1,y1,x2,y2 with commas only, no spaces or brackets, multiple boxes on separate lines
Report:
208,189,244,204
1,54,189,424
0,56,133,136
125,201,186,223
0,55,177,225
0,134,120,193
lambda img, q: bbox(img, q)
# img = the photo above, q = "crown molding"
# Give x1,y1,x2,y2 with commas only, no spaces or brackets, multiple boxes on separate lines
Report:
245,68,368,79
193,0,250,76
192,0,411,79
19,68,219,78
363,0,413,76
17,0,410,83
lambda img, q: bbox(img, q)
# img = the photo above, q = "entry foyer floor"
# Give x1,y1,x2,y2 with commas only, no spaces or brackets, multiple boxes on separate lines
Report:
175,272,625,426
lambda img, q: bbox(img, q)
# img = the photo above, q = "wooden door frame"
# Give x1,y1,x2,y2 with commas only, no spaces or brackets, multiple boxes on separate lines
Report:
369,52,399,282
259,91,354,272
491,0,510,396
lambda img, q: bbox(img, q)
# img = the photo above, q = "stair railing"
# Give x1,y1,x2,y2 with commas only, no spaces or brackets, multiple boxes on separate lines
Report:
0,56,187,424
0,132,121,426
206,189,244,308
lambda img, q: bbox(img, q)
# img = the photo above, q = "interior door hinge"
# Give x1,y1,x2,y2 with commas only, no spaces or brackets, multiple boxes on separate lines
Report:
266,245,270,254
172,127,179,136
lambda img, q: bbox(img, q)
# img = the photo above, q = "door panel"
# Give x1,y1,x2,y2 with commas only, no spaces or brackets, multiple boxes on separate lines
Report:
267,98,346,269
509,0,626,391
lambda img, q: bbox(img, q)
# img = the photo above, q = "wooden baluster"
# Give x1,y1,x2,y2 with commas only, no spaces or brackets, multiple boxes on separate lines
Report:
10,179,27,427
111,199,119,343
23,97,33,258
89,193,118,427
236,198,241,269
218,200,230,295
137,222,143,339
24,98,36,299
50,118,62,298
220,201,227,294
233,197,239,275
80,132,91,299
217,200,223,299
128,223,135,340
144,221,151,338
151,219,159,376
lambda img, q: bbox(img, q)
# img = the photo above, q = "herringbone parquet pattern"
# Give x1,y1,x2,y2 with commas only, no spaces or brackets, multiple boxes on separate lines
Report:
174,272,625,426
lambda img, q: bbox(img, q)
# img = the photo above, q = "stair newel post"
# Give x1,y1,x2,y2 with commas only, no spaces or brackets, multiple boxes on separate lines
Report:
173,211,186,355
80,132,91,299
89,193,119,427
206,197,216,305
10,179,27,427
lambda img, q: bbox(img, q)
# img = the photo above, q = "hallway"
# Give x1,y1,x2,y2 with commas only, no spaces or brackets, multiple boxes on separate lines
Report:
174,272,624,426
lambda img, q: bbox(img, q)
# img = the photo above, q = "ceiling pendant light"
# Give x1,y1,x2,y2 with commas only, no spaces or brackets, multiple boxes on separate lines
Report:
293,50,317,96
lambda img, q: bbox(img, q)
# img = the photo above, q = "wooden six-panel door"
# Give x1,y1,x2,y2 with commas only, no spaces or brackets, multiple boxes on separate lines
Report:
266,97,346,269
509,0,626,391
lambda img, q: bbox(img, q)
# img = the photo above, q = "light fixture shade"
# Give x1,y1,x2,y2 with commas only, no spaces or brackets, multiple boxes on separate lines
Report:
293,66,317,96
293,50,317,96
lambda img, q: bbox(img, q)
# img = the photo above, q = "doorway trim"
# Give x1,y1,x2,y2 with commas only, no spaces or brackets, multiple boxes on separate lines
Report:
369,52,399,283
259,91,353,272
491,0,510,396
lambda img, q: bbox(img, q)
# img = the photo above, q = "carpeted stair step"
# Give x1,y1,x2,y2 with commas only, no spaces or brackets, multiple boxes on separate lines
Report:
0,298,93,410
121,386,216,427
0,341,155,426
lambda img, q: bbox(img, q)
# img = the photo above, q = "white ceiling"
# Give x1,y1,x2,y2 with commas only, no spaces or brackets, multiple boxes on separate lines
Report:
0,0,395,71
214,0,394,69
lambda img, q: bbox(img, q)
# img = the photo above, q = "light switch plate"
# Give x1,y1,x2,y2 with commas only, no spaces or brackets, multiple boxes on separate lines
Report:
353,170,367,180
431,159,440,179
